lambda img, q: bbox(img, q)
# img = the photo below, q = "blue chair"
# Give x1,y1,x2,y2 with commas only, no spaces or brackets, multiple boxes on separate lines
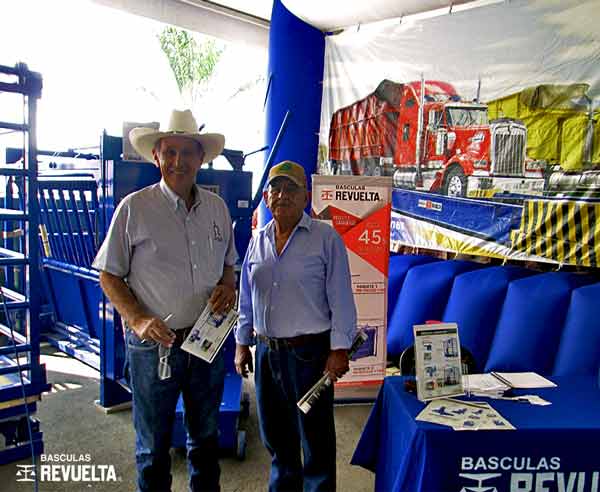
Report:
442,265,535,372
387,254,439,324
485,272,595,375
387,260,483,359
553,282,600,376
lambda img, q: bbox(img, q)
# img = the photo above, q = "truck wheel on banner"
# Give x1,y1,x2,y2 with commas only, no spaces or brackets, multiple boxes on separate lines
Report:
442,166,467,197
329,159,341,175
363,158,383,176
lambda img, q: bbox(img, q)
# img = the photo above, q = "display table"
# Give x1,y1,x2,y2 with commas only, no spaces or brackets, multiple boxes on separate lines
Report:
352,376,600,492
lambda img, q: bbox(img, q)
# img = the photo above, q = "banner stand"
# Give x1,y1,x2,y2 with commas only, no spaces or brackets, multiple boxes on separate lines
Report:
312,175,392,401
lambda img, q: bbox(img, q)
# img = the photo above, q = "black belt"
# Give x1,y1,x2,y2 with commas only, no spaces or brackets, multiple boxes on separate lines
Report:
257,331,330,351
173,326,193,345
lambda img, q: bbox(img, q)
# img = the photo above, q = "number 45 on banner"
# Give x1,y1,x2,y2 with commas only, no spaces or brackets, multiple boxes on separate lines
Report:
358,229,383,245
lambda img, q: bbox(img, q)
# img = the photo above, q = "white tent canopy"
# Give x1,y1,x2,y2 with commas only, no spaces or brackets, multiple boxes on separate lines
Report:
281,0,483,30
91,0,493,44
91,0,270,47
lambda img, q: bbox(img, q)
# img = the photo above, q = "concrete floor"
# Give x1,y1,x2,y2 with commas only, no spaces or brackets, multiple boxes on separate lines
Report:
0,346,375,491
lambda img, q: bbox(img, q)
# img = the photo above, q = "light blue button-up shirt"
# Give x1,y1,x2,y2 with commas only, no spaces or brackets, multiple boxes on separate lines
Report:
236,212,357,350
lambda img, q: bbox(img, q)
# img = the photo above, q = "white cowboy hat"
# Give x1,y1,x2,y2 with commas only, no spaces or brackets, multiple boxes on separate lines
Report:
129,109,225,164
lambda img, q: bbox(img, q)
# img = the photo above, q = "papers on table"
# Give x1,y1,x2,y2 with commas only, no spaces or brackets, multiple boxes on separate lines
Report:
181,305,239,363
493,394,552,406
490,372,557,389
462,372,556,403
416,398,515,431
463,373,510,398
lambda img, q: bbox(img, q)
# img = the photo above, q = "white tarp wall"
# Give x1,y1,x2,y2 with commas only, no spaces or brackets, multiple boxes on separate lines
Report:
321,0,600,150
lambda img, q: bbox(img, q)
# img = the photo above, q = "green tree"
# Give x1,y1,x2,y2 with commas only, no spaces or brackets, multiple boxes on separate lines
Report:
158,26,223,106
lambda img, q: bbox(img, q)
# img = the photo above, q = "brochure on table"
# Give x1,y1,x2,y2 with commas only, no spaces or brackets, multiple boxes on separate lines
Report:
416,398,515,431
414,322,464,401
181,304,239,363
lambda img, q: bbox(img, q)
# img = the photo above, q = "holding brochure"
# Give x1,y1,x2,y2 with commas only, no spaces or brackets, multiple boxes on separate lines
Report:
181,304,239,363
297,331,369,414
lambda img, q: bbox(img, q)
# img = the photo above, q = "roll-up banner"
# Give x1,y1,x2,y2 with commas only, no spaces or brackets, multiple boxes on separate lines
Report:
312,175,392,400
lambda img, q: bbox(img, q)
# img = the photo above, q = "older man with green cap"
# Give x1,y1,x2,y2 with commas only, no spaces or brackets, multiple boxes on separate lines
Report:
235,160,357,492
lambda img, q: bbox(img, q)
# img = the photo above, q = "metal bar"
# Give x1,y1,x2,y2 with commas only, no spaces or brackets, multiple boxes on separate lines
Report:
90,187,100,252
0,247,27,265
80,191,97,258
0,168,28,177
47,191,74,263
57,190,82,266
0,82,32,96
7,147,99,162
42,258,99,282
69,189,92,265
0,324,26,344
0,364,33,376
0,64,20,75
37,178,96,190
38,188,53,258
0,344,32,356
252,110,291,210
40,189,66,261
0,120,28,131
40,188,64,261
0,208,26,220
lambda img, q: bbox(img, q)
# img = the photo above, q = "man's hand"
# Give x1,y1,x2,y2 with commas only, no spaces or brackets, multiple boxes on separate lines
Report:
131,315,175,348
235,344,253,378
209,284,236,314
324,349,349,382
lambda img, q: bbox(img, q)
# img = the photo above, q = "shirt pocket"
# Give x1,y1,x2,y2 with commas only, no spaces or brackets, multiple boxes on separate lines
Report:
291,252,325,287
199,220,228,282
247,260,273,287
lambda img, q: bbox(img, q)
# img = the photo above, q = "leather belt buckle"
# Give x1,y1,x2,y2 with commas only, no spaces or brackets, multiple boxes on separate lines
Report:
268,337,280,351
259,334,281,351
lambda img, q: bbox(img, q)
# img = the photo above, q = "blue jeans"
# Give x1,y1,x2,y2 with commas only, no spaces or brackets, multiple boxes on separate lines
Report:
127,330,225,492
255,334,336,492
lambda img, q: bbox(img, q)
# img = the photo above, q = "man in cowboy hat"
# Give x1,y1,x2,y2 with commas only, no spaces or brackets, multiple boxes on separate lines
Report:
235,160,357,492
93,109,237,492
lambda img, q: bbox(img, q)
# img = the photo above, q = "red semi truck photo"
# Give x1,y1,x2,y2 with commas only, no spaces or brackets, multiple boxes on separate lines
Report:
327,79,545,197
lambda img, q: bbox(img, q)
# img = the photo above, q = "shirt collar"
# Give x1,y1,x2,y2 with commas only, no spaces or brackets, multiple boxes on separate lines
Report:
159,179,201,211
264,211,312,235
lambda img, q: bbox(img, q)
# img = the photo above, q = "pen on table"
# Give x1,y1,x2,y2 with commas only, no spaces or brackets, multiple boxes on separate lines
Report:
141,313,173,344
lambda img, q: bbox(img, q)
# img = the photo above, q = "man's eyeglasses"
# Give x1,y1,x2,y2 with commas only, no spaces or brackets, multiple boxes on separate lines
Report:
268,182,303,195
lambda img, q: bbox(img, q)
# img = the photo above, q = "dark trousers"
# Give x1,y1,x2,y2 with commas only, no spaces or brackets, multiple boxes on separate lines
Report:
255,335,337,492
127,330,225,492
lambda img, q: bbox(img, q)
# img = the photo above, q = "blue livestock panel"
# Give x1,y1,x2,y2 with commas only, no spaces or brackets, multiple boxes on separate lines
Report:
387,260,483,359
441,265,536,372
38,177,98,268
38,177,102,366
553,282,600,376
0,62,50,465
485,272,597,375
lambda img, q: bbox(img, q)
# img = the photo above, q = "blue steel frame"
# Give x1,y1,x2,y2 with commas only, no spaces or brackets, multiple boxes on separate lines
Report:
0,63,50,465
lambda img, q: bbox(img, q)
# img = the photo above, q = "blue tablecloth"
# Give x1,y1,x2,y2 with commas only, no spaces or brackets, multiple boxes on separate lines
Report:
352,376,600,492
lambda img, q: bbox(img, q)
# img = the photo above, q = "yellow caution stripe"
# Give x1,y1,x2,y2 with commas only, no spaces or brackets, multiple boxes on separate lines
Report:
510,199,600,267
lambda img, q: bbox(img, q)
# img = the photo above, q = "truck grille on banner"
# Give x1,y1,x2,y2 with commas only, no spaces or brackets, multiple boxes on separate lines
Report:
492,122,526,176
